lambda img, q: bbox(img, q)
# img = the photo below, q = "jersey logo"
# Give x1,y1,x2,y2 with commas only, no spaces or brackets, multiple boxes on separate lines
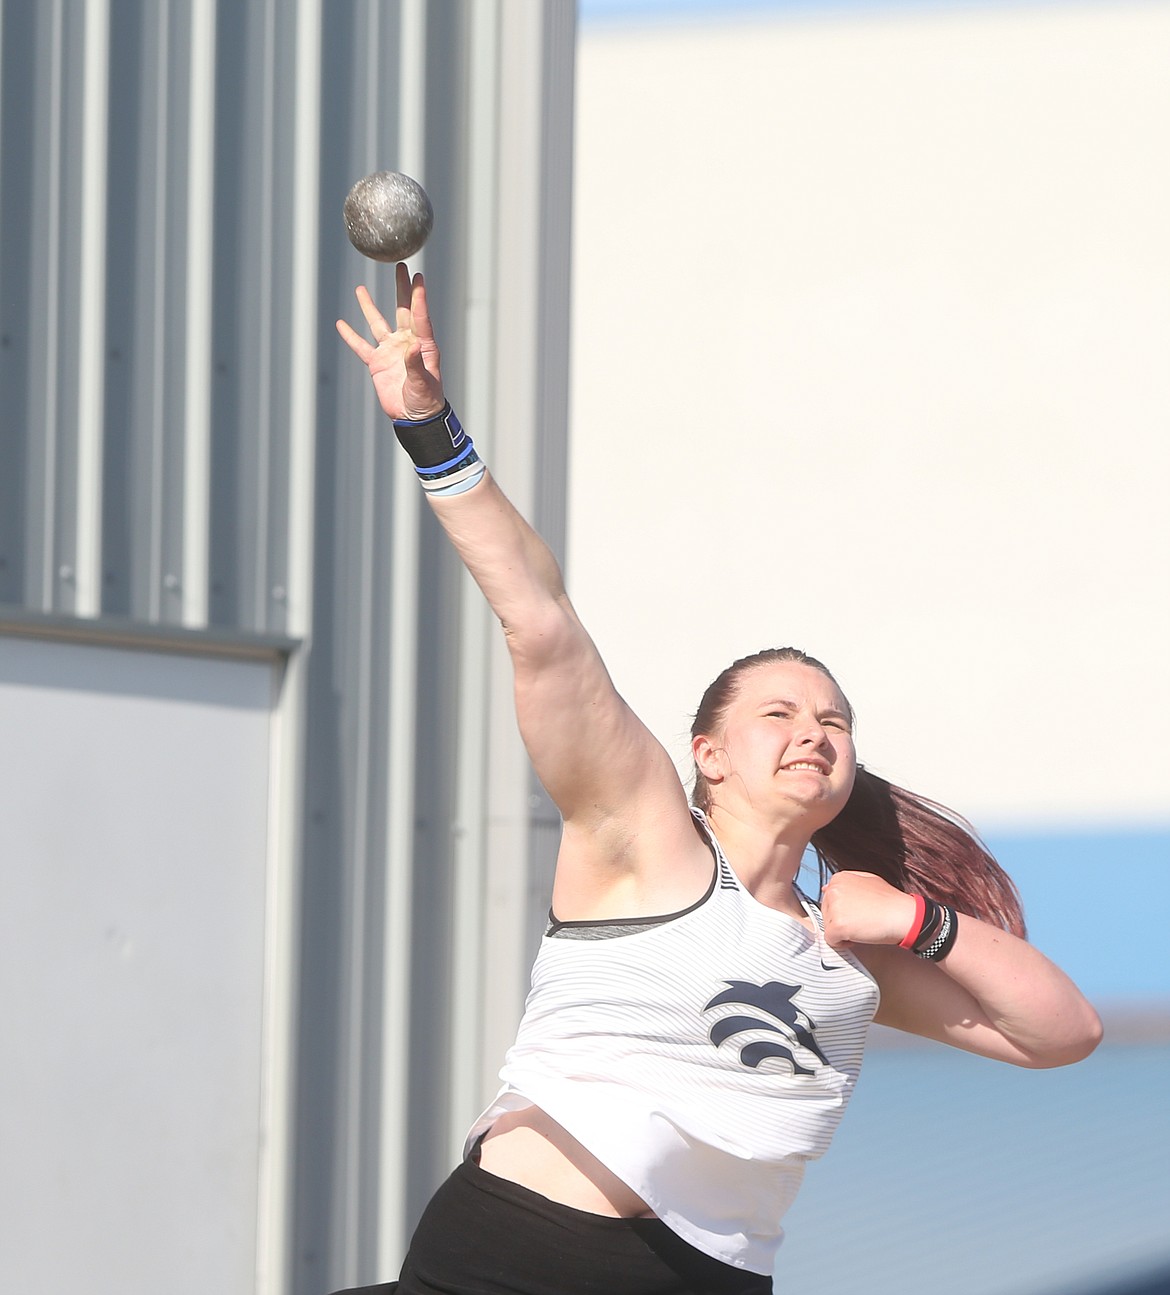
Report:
703,980,830,1076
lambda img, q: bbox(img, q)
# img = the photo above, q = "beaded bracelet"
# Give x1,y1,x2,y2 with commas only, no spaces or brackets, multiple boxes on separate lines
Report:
915,904,958,961
899,894,959,961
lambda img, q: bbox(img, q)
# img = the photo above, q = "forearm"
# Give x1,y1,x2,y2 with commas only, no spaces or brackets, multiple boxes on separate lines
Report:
827,870,1102,1066
866,918,1103,1067
427,470,573,659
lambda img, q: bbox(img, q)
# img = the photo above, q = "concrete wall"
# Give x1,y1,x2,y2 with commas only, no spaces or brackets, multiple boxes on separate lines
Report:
0,632,276,1293
570,0,1169,830
568,1,1170,1005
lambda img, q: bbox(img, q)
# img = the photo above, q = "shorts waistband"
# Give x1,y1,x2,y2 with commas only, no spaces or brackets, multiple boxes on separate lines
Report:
456,1155,663,1231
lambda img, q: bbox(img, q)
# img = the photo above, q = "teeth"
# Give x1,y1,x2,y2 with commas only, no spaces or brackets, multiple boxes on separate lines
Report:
786,762,824,773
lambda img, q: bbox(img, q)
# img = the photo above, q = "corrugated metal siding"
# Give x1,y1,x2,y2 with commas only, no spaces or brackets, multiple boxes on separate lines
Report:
0,1,577,1289
0,0,274,626
0,0,454,636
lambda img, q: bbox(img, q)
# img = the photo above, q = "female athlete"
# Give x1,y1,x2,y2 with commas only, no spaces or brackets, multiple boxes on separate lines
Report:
333,265,1102,1295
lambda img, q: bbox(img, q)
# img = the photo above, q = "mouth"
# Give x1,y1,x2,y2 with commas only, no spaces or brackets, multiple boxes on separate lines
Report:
781,760,830,776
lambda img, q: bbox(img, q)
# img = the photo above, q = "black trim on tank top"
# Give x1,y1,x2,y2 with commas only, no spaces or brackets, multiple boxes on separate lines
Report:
546,814,728,940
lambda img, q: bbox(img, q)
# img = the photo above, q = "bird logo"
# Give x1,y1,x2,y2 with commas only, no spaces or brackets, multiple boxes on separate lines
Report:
703,980,829,1075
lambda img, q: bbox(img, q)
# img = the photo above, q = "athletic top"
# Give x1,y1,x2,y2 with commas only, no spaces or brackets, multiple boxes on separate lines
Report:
465,810,880,1275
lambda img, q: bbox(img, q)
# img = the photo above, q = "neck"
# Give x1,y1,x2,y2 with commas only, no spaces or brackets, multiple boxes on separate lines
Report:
704,804,812,914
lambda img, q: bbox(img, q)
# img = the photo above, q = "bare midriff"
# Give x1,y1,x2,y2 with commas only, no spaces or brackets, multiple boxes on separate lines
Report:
477,1104,656,1218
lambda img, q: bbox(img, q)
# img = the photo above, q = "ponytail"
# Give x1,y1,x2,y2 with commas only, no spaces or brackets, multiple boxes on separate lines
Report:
691,649,1025,937
811,767,1025,937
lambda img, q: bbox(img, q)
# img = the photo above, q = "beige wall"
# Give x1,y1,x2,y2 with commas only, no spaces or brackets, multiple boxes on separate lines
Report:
568,1,1170,828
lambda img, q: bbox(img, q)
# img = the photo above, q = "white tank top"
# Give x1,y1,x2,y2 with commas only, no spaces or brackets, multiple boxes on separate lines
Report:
465,811,880,1275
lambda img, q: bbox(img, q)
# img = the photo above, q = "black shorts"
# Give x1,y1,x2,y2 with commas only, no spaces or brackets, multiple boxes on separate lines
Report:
330,1157,773,1295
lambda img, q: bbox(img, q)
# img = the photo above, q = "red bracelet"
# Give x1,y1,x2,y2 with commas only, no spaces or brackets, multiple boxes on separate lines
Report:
898,893,927,949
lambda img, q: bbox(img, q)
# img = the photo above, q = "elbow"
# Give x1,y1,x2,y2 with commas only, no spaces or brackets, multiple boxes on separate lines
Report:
501,596,581,669
1020,1004,1105,1069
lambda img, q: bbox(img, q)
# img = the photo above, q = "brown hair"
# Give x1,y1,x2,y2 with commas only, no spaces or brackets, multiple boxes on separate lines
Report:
690,649,1025,936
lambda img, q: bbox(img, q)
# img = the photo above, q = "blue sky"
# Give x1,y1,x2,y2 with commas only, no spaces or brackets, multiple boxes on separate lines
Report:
801,828,1170,1004
985,828,1169,1003
578,0,1121,23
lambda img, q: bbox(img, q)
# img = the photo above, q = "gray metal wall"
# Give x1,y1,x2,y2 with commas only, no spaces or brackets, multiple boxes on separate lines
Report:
0,1,576,1290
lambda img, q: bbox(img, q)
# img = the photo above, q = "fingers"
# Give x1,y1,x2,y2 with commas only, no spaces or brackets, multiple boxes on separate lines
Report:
350,268,428,337
395,262,413,331
335,316,375,363
355,284,392,343
338,269,432,374
409,271,434,340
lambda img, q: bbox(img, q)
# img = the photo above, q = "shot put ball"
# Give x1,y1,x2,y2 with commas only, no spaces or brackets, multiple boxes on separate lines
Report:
343,171,434,262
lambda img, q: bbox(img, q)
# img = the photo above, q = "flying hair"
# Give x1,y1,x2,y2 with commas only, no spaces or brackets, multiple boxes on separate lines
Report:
690,649,1025,936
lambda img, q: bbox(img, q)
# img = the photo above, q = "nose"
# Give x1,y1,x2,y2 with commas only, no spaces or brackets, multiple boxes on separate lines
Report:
794,716,831,751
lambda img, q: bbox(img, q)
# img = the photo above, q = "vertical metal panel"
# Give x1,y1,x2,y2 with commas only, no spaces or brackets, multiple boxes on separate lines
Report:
291,0,359,1284
101,0,193,625
206,0,263,631
260,1,299,637
203,0,298,635
253,0,319,1284
23,0,63,611
379,0,426,1271
100,0,147,618
181,0,216,628
157,2,192,625
206,0,248,628
336,4,388,1275
75,0,110,617
241,0,276,631
0,0,34,606
140,0,169,621
47,2,88,616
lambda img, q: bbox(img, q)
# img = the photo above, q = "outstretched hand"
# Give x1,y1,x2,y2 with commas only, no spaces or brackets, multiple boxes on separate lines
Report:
336,263,445,421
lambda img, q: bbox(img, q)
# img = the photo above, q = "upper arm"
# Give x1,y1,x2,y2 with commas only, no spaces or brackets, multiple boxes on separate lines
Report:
426,472,697,872
508,594,690,838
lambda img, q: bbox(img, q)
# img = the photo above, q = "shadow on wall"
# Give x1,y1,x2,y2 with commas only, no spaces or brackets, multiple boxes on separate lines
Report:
1097,1266,1170,1295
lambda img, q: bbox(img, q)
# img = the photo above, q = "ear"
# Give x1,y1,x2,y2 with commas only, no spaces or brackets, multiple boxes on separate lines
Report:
692,733,727,783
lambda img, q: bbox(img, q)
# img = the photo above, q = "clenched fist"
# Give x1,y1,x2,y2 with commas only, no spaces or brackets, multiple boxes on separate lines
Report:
820,871,919,950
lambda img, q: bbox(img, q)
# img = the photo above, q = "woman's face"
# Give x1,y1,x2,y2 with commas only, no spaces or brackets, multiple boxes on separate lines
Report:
694,662,857,831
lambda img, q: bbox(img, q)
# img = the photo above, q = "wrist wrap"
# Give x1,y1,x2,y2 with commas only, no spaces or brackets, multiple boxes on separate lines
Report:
393,402,485,496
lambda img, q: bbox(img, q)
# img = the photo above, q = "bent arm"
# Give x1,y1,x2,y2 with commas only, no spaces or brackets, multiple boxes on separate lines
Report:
859,920,1103,1067
823,871,1103,1067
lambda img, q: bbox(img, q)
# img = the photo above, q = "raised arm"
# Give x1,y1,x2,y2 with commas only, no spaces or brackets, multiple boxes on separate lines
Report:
336,268,692,860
